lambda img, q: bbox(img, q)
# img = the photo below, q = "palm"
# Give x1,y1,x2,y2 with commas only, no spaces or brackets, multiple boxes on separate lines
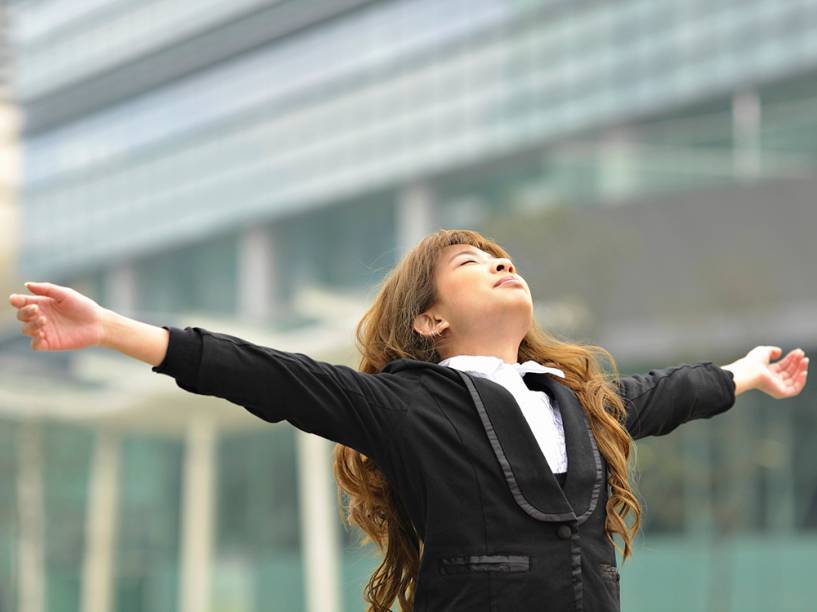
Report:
38,296,101,350
9,282,104,351
753,347,809,399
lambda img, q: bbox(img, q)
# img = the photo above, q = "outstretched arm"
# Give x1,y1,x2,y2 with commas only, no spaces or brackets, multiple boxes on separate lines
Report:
614,361,737,440
614,346,808,441
9,282,409,463
147,324,410,460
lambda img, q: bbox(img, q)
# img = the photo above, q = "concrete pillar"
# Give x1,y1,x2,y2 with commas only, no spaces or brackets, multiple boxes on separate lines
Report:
238,224,278,324
105,262,137,318
0,96,21,290
17,420,45,612
296,431,341,612
732,90,761,179
179,418,217,612
397,182,436,259
80,428,121,612
597,128,638,203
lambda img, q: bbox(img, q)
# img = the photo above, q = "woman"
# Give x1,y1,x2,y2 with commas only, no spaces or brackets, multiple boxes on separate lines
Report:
8,228,808,612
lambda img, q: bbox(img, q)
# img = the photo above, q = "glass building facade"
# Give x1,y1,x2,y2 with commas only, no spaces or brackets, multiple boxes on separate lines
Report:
10,0,817,279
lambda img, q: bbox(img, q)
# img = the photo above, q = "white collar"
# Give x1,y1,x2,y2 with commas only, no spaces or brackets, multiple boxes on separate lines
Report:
438,354,565,379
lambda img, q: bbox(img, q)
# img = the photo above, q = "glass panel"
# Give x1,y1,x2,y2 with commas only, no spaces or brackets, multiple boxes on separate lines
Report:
115,435,183,612
216,426,304,612
43,423,94,612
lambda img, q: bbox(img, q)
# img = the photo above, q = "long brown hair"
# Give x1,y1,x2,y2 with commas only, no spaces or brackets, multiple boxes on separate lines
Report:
333,228,641,612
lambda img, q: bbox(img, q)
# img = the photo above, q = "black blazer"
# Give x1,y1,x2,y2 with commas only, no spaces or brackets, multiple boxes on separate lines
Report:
152,325,737,612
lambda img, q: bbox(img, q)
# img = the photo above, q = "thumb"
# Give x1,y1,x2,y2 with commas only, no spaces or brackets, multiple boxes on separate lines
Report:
767,346,783,360
24,281,66,301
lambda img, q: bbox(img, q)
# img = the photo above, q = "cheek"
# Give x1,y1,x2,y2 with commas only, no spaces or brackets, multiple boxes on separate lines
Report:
459,277,498,310
440,274,483,309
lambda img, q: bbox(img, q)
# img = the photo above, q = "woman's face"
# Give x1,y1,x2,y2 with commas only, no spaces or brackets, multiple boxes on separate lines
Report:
414,243,533,351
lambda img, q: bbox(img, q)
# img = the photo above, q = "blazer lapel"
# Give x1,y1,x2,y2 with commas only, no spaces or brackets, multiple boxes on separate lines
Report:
525,371,603,524
380,358,603,524
456,369,602,524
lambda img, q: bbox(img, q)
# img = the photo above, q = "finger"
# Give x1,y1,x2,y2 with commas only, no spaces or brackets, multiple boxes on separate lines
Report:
24,281,67,302
21,317,46,336
9,293,52,308
31,334,48,351
16,304,40,322
768,352,789,372
784,350,804,377
773,349,799,373
790,369,807,395
786,367,808,385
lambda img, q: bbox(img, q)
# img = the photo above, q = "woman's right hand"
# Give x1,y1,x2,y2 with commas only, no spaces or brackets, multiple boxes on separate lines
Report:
8,281,106,351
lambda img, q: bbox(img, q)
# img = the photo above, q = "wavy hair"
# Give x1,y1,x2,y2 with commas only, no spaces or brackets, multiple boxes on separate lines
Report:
333,228,641,612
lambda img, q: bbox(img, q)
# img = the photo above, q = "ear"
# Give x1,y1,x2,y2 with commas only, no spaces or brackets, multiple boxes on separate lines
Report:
413,310,449,338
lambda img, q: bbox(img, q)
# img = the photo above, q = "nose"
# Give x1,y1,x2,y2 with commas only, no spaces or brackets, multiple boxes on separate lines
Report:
494,258,515,274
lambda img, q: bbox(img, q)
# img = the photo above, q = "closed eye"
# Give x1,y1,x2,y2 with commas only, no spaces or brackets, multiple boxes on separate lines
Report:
460,259,478,266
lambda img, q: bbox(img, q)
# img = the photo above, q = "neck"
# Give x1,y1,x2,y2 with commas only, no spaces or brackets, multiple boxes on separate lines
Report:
439,341,522,365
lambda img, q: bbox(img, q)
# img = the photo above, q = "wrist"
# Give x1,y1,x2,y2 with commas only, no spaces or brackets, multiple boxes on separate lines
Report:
96,308,169,366
720,358,758,397
98,308,125,349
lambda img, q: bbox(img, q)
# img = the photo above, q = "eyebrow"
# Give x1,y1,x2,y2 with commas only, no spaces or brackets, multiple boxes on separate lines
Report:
448,248,486,264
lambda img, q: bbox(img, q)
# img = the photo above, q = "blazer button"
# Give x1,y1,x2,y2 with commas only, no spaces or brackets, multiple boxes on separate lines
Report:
557,524,573,540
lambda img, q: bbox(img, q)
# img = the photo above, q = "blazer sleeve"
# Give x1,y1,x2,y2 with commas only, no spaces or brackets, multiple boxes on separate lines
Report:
151,325,409,462
613,361,737,440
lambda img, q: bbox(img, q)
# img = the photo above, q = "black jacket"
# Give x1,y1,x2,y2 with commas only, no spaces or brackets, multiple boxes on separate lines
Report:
152,325,737,612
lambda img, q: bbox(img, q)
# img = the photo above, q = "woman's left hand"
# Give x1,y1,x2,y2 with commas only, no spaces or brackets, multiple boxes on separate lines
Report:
723,346,809,399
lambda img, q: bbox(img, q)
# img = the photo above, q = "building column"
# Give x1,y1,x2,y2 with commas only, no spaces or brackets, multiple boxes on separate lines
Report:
0,95,20,287
179,418,217,612
397,182,436,259
238,224,278,324
597,127,638,203
105,262,137,318
80,428,121,612
17,420,45,612
296,431,341,612
732,90,761,179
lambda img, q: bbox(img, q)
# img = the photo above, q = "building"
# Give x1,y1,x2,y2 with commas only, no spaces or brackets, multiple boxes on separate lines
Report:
2,1,816,611
0,1,21,608
0,0,19,311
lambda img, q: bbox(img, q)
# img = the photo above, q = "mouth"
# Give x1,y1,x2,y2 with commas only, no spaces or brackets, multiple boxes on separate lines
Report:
494,275,523,288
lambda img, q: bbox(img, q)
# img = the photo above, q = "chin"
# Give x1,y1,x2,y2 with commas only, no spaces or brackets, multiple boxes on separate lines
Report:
498,296,533,318
505,292,532,307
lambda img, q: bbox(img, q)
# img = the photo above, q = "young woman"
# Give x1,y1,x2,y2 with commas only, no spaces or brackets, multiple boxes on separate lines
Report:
8,228,808,612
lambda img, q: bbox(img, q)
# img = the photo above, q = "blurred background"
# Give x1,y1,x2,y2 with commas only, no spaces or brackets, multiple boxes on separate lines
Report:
0,0,815,610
